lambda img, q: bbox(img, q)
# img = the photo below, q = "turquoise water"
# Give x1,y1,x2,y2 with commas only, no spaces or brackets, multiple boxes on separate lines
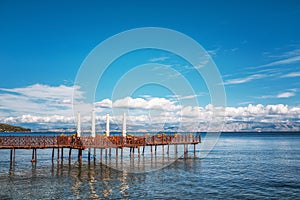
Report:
0,132,299,199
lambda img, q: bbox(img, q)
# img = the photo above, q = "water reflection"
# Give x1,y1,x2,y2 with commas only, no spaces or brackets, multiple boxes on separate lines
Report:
1,146,199,199
1,156,201,199
41,160,144,199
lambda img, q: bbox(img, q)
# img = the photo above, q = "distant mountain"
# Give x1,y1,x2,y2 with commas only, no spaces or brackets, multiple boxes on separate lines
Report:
0,123,31,132
3,120,299,133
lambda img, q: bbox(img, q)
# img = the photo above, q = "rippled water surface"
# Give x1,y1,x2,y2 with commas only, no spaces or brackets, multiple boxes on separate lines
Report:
0,132,299,199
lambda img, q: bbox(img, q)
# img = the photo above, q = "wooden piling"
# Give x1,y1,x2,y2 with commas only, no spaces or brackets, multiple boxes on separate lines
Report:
52,148,54,162
31,148,37,162
167,145,169,155
78,149,82,162
61,148,64,162
121,148,123,159
69,148,72,161
13,149,16,164
116,148,118,160
10,149,13,165
93,148,96,161
100,148,103,162
57,148,60,162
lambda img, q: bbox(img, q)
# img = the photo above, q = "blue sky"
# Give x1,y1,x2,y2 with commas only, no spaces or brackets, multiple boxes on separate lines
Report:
0,0,300,131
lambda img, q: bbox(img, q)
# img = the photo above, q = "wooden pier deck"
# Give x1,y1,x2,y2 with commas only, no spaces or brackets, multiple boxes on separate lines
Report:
0,134,201,164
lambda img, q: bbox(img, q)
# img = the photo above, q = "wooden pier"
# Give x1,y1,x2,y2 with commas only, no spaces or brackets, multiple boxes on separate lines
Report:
0,134,201,165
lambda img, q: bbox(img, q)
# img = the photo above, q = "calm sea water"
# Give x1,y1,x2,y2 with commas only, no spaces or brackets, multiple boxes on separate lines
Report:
0,132,299,199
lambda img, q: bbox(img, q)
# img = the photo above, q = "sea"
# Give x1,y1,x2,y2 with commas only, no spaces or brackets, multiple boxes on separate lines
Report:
0,132,299,199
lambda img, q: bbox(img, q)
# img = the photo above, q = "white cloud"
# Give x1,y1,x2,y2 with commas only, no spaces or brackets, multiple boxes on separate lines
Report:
4,114,74,124
0,84,77,117
260,90,296,99
148,56,169,62
281,72,300,78
95,98,112,108
256,55,300,69
223,74,266,85
0,84,299,132
276,92,295,98
207,47,220,56
111,96,182,111
168,93,207,100
265,48,300,59
0,84,79,100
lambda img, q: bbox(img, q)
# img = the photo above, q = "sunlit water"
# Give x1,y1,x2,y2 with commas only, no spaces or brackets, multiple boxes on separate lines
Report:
0,132,299,199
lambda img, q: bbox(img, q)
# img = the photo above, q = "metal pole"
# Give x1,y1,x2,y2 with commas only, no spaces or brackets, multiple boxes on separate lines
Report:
106,113,110,136
91,110,96,138
77,112,81,137
122,112,126,137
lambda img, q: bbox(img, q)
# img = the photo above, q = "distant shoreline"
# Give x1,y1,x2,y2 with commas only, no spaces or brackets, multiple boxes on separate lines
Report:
0,131,299,134
0,123,31,132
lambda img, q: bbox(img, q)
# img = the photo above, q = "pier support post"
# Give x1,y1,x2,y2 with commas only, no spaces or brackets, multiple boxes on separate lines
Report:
61,148,64,162
116,148,118,160
121,148,123,159
13,149,16,164
57,148,60,162
88,149,91,162
10,149,13,166
194,144,196,158
100,149,103,162
184,144,188,158
78,149,82,162
69,148,72,161
10,149,16,165
31,149,37,163
167,145,169,155
52,148,54,162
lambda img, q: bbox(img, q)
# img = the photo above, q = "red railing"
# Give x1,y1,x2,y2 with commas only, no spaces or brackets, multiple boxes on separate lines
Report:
0,134,201,149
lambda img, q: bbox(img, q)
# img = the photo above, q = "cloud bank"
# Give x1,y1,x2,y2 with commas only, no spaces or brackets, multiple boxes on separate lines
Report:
0,84,299,132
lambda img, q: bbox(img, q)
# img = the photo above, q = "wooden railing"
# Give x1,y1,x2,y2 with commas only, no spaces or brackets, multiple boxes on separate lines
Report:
0,136,75,149
0,134,201,149
145,134,201,145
